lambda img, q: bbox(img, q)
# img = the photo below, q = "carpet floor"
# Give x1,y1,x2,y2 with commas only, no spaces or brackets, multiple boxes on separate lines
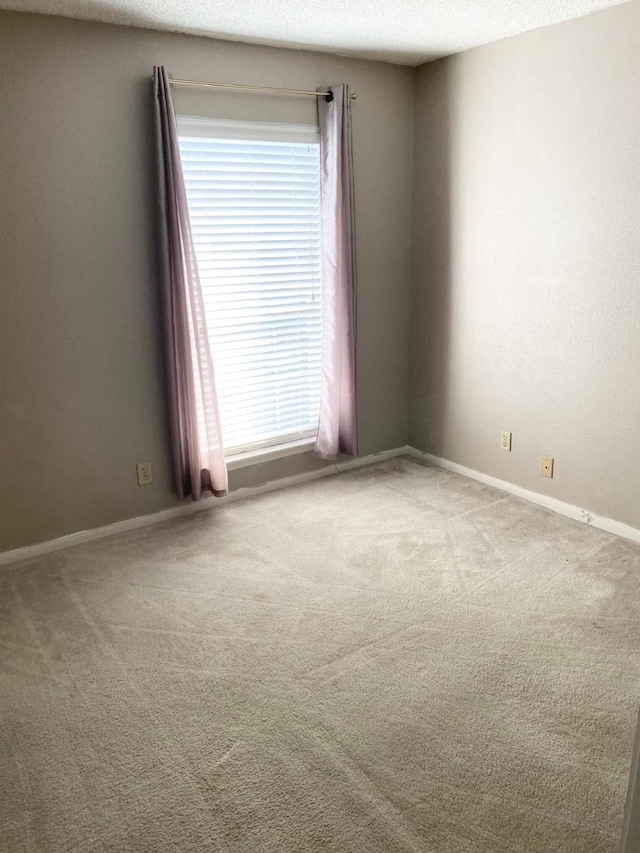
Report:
1,457,639,852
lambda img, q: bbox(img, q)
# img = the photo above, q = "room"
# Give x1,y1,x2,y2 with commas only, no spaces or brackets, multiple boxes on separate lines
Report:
1,0,639,850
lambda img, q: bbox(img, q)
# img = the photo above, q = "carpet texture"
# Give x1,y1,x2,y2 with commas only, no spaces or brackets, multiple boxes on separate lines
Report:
1,457,639,852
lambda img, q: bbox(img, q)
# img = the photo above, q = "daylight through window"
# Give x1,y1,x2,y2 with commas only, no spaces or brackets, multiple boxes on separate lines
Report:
178,118,322,454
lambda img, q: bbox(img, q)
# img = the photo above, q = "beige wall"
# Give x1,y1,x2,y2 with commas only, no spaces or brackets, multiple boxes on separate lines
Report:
6,0,640,553
410,0,640,529
0,11,414,551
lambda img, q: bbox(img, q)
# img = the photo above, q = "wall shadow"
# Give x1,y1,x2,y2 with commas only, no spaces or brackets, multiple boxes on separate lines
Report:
408,58,455,455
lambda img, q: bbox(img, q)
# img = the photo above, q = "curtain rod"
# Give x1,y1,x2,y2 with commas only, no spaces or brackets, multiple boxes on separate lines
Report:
168,78,358,100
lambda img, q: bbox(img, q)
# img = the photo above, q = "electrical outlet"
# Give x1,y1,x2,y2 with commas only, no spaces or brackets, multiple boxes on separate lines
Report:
136,462,153,486
500,431,512,451
541,457,554,478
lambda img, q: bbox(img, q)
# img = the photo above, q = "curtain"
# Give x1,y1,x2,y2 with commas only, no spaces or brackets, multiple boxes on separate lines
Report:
315,85,358,459
153,66,228,500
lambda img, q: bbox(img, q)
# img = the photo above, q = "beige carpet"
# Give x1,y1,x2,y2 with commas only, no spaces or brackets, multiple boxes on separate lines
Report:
1,458,639,852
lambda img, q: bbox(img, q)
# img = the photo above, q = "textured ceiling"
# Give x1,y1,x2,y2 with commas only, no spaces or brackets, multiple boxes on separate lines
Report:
0,0,631,64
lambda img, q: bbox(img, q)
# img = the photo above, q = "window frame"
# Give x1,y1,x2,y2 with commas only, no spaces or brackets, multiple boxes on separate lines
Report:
177,116,323,461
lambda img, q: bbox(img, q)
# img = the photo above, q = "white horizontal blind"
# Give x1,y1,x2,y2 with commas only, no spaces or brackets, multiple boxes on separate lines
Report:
178,119,322,454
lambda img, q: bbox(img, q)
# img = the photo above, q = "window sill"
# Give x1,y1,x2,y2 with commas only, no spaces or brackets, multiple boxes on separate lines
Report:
226,438,316,471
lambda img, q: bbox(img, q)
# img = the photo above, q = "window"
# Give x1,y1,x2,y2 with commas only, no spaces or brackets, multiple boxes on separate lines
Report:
178,118,322,456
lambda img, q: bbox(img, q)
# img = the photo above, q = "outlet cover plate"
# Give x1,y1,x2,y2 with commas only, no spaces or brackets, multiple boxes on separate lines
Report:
500,431,512,451
136,462,153,486
541,456,554,478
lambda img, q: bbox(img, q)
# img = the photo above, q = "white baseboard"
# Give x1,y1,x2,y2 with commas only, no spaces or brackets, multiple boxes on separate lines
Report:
0,446,409,568
4,444,640,568
406,447,640,547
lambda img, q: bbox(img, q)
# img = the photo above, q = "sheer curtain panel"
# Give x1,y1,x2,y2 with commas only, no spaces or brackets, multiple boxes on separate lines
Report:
153,66,228,500
315,85,358,459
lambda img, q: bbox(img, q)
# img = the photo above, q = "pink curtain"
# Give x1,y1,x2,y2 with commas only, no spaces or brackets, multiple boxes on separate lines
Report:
315,85,358,458
153,66,228,500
